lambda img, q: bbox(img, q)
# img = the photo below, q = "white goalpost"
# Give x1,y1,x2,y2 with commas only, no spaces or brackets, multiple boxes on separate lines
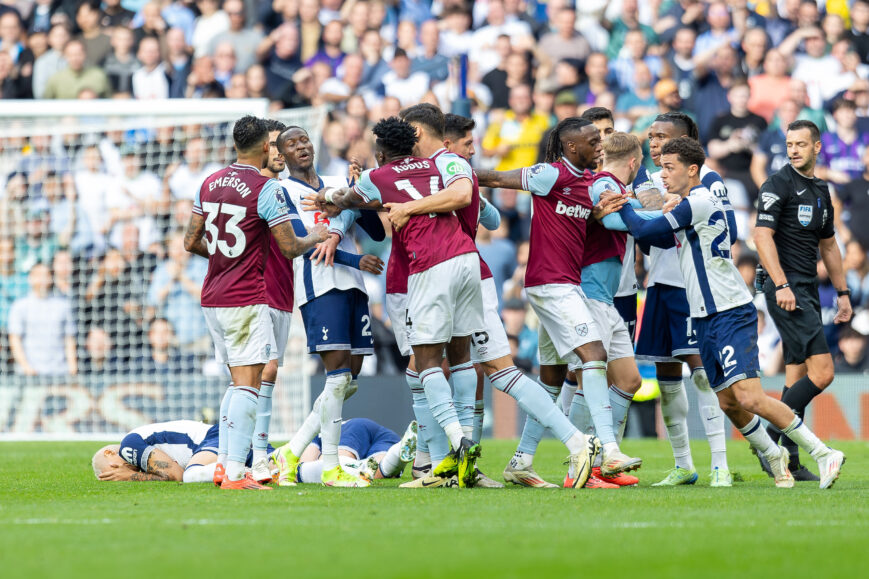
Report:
0,99,327,440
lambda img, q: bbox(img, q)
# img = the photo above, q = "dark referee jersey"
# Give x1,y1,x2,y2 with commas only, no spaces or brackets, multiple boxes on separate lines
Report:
755,163,834,278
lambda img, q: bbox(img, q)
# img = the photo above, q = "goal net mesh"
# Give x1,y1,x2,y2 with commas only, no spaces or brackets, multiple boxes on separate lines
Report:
0,101,326,440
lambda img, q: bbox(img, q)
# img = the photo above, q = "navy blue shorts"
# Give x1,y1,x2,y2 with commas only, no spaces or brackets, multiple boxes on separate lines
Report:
312,418,400,458
300,288,374,355
613,294,637,342
694,303,760,391
192,424,274,467
635,284,699,362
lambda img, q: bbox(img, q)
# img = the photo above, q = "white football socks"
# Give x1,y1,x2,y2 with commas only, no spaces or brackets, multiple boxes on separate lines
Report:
738,415,781,461
319,369,351,470
782,416,828,459
691,368,728,471
659,378,694,471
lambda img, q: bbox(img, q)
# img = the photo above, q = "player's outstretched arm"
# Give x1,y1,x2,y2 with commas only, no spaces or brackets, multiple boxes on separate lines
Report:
479,197,501,230
619,203,678,249
475,168,523,190
272,221,329,260
183,214,210,258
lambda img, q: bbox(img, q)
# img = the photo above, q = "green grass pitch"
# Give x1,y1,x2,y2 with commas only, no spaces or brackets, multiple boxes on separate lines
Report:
1,438,867,579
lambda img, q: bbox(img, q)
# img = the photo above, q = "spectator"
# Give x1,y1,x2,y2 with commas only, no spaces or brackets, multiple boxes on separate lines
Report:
298,0,323,62
483,49,530,110
81,325,123,374
482,84,550,171
31,23,69,99
43,39,111,99
439,6,475,59
747,49,791,122
133,2,170,49
282,65,317,108
707,80,767,201
147,233,209,354
209,0,261,71
137,317,198,374
787,27,840,108
575,52,614,106
632,78,684,140
166,137,220,201
340,0,370,54
690,44,739,141
164,26,191,98
611,29,662,93
537,91,578,162
665,26,697,100
244,63,268,99
75,0,111,67
788,78,827,132
0,50,18,98
537,7,591,77
74,144,113,239
8,262,77,376
740,27,768,78
319,52,364,104
844,240,869,307
103,26,139,97
357,28,390,92
851,0,869,65
834,325,869,372
41,170,97,256
191,0,228,58
0,237,28,360
107,148,163,250
615,61,658,124
606,0,657,60
411,19,448,82
15,204,58,274
101,0,134,29
471,0,533,75
185,55,224,98
833,147,869,250
258,23,302,100
819,98,869,186
211,41,236,90
0,11,34,98
751,99,801,192
693,1,737,56
306,18,345,73
382,48,432,107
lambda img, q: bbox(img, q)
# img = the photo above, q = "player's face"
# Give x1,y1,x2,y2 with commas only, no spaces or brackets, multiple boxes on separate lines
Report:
570,124,603,170
786,127,820,172
592,118,615,138
445,131,475,160
659,153,693,196
648,121,680,167
278,128,315,170
267,130,285,174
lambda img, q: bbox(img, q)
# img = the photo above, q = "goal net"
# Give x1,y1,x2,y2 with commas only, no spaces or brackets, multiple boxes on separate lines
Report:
0,100,326,440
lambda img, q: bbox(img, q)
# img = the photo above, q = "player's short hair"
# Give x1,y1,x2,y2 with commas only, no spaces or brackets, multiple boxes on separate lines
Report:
787,119,821,142
660,136,706,170
443,113,475,141
602,132,642,163
581,107,614,124
544,117,592,163
400,103,445,140
91,444,120,479
655,112,699,141
276,125,307,150
372,117,418,158
233,115,268,153
264,119,287,133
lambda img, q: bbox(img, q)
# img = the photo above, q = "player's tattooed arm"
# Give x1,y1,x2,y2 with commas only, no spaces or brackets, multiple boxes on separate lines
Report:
145,449,184,481
475,169,523,190
183,214,210,258
271,221,329,259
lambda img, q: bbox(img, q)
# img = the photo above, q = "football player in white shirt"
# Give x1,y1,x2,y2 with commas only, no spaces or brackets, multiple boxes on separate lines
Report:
272,126,386,488
613,137,846,490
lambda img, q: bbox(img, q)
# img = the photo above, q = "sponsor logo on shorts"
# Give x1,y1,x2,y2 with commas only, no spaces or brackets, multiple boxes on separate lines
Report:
575,324,589,337
798,204,813,226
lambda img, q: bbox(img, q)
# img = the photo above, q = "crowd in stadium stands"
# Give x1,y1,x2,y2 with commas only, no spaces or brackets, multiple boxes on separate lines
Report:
4,0,869,376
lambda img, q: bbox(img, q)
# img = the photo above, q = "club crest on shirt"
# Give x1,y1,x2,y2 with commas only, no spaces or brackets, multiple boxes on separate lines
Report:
798,204,813,226
575,324,588,337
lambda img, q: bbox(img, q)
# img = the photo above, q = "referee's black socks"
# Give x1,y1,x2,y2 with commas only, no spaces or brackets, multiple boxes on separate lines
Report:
767,377,824,468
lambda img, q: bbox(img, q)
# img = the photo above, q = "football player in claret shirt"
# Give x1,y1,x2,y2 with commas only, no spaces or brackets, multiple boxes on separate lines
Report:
614,137,846,490
183,115,327,490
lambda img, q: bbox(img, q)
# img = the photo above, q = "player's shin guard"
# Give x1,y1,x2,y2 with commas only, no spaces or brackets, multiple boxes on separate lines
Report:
739,415,780,460
320,369,351,470
560,378,578,416
226,386,259,481
492,366,585,455
609,385,633,444
217,383,233,465
568,390,593,434
449,361,477,439
691,368,728,470
420,367,464,449
659,377,694,471
580,361,616,450
406,370,430,463
516,378,561,456
253,381,274,462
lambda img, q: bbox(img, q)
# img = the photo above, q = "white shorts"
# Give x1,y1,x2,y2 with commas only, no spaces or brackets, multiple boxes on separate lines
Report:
203,304,277,367
407,253,484,346
269,307,292,367
471,277,512,363
526,284,601,367
385,292,411,357
585,299,634,362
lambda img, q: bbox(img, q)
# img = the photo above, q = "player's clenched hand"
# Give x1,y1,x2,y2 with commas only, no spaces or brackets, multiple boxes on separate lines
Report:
384,202,411,230
359,254,385,274
311,233,340,266
593,191,627,220
311,223,329,242
776,286,797,312
835,295,853,324
662,194,681,214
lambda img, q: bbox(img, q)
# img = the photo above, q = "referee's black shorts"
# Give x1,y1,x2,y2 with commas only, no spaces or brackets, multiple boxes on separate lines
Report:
762,276,829,365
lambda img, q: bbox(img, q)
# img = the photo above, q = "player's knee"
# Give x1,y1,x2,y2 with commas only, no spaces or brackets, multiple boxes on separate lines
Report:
578,341,607,363
733,388,763,415
808,367,834,389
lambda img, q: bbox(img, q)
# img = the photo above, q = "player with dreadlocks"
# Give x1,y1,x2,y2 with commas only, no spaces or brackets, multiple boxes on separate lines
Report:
474,117,621,488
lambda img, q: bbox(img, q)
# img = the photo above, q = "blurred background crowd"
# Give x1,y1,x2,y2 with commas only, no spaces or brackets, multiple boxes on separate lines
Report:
3,0,869,380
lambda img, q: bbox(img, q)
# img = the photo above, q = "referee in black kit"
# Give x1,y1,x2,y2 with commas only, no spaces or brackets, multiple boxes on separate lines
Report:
753,120,852,480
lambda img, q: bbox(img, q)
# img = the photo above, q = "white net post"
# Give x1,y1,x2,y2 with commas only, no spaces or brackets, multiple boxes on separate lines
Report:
0,100,325,440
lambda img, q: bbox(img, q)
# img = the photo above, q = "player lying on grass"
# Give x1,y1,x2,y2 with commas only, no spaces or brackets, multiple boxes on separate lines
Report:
92,420,272,483
608,137,846,489
287,418,418,483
